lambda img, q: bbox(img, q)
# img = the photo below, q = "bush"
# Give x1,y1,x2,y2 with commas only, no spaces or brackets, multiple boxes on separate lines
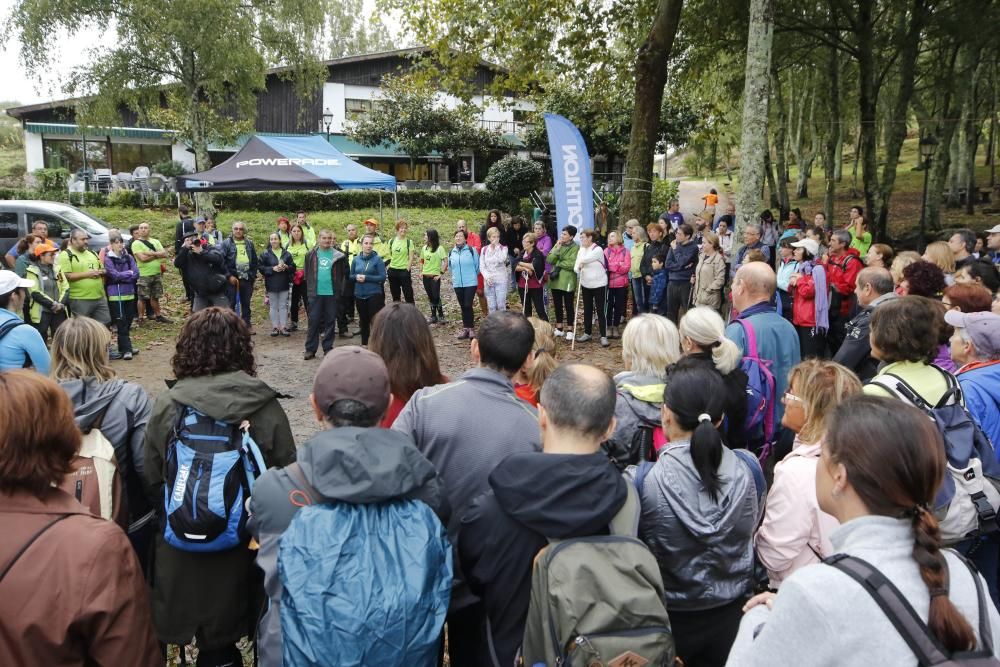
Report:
32,167,71,191
153,160,192,178
214,188,498,212
68,192,109,207
649,178,680,220
106,189,140,208
484,156,543,209
6,164,26,181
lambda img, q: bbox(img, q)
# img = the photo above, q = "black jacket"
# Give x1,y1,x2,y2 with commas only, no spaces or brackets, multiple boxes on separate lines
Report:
174,245,228,296
458,451,627,666
640,239,666,277
833,292,897,382
174,217,196,254
258,246,295,293
221,236,259,281
664,239,699,282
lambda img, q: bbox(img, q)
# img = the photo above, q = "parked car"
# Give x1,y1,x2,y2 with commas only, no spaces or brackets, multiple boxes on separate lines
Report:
0,200,126,256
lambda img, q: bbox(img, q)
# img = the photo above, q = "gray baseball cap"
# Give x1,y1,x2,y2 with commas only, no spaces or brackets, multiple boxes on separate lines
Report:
944,311,1000,357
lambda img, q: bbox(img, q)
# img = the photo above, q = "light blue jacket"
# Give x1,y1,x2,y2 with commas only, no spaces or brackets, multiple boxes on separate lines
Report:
0,308,50,374
958,362,1000,453
448,244,480,288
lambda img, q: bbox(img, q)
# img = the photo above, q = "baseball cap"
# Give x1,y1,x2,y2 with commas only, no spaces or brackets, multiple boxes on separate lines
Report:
363,218,379,229
312,346,390,419
944,311,1000,357
986,224,1000,234
791,238,820,257
33,241,58,258
0,270,33,295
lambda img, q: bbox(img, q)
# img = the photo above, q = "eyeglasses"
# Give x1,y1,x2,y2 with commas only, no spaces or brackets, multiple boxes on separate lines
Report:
783,391,804,404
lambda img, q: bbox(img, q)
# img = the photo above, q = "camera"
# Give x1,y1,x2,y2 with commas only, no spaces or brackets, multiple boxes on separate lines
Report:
191,237,205,247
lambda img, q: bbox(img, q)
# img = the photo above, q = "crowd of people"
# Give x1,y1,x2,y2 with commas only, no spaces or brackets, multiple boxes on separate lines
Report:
2,195,1000,667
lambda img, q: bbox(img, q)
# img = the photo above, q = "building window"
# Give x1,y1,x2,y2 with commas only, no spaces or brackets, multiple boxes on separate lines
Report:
345,98,378,120
42,139,109,174
112,143,172,174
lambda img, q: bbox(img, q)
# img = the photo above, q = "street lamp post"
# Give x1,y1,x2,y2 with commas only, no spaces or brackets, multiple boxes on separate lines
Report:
918,134,938,252
322,108,334,142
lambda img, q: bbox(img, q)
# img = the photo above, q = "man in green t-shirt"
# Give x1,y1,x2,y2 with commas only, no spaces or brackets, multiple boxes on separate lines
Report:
131,222,172,323
303,230,347,359
58,229,111,326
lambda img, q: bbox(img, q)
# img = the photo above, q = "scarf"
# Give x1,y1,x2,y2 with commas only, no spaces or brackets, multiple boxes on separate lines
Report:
801,261,829,333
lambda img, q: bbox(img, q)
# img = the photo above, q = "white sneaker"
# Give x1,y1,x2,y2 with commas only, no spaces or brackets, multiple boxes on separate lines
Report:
554,328,565,338
564,331,575,342
600,337,609,347
577,334,592,342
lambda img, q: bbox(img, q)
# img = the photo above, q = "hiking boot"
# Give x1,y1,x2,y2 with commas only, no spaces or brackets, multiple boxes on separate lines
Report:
123,351,133,360
109,350,123,361
303,351,316,360
155,315,173,324
456,328,469,340
271,329,280,337
600,336,609,348
577,334,592,342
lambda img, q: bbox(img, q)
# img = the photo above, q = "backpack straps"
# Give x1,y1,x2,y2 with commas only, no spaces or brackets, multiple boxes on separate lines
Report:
733,448,767,505
0,515,71,584
0,318,28,343
609,481,641,538
737,318,760,360
824,554,955,665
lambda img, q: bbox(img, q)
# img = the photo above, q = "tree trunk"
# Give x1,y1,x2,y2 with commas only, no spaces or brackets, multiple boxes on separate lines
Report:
797,77,818,197
187,86,214,213
620,0,684,224
734,0,774,251
855,0,881,240
964,60,986,215
764,133,780,209
823,42,840,220
947,128,962,208
925,45,964,231
875,0,928,241
771,67,790,219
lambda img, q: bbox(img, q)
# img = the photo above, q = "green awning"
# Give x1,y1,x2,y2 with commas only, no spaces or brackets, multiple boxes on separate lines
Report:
25,122,175,140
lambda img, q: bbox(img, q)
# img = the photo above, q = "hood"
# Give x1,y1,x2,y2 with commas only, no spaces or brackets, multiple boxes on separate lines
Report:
166,371,279,422
490,451,626,539
654,443,754,538
614,371,666,404
296,427,440,503
60,377,130,431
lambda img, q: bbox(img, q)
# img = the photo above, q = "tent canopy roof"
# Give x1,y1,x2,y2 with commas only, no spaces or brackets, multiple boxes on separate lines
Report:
177,135,397,192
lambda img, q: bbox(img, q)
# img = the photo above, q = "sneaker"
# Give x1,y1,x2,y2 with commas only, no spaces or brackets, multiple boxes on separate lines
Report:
123,351,133,360
577,334,592,342
303,352,316,360
564,331,575,342
271,329,280,337
554,328,565,338
600,337,609,347
280,329,290,337
109,350,123,361
456,329,469,340
155,315,172,324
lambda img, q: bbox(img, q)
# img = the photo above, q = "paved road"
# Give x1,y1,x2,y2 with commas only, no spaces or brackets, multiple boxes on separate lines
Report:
676,178,729,225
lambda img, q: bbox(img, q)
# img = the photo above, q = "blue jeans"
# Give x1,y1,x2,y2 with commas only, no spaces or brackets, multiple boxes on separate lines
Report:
631,277,649,314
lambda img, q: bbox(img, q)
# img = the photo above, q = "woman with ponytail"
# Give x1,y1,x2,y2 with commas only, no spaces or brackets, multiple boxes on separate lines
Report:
728,396,1000,666
512,316,558,406
631,362,764,667
680,306,749,450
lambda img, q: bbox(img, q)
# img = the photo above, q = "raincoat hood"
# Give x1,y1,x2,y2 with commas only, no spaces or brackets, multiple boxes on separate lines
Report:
166,371,279,423
614,370,665,425
61,377,131,431
490,451,626,539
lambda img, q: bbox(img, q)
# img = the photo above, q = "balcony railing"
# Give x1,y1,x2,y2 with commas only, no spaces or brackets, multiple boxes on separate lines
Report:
480,119,536,136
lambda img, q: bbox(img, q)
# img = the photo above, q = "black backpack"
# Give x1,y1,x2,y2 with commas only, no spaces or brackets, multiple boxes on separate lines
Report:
826,553,1000,666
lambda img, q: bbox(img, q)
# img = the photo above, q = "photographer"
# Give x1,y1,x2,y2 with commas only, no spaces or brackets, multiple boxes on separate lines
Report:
174,232,229,312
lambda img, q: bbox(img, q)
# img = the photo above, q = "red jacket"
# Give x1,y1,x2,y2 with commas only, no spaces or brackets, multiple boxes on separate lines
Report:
791,273,818,328
825,248,863,317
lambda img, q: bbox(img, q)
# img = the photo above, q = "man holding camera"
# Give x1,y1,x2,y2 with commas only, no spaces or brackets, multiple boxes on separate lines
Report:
174,232,229,312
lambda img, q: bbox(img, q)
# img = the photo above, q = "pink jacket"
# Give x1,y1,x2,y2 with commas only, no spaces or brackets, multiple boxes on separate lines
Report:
754,439,840,588
605,245,630,289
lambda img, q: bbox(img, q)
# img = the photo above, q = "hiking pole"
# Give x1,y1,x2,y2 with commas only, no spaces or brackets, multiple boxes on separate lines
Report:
571,275,583,351
522,271,530,316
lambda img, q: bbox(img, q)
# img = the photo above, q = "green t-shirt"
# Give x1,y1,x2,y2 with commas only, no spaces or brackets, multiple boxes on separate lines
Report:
849,230,872,256
388,236,413,270
316,248,335,296
132,237,164,277
58,248,105,300
421,245,447,276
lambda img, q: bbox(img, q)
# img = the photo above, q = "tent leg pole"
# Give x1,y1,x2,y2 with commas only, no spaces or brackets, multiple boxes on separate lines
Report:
394,191,398,224
379,192,383,227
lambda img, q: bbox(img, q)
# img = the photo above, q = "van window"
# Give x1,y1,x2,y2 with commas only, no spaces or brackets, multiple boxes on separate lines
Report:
26,213,69,239
0,212,18,238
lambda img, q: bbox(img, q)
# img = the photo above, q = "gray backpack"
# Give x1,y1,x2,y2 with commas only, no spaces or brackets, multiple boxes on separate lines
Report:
519,483,676,667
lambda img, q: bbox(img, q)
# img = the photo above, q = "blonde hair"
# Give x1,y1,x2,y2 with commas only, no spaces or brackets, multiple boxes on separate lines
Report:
702,230,720,252
524,317,558,394
621,314,681,379
679,307,742,374
787,359,862,444
522,232,537,246
50,318,115,382
487,227,501,241
891,251,921,285
923,241,955,274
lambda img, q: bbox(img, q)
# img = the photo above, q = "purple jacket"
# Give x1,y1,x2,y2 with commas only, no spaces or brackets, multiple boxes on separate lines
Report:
536,233,553,274
104,251,138,301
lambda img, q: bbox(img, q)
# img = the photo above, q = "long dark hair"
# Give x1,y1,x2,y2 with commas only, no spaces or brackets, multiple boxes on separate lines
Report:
825,396,976,652
171,307,256,379
486,209,502,227
369,303,445,403
426,228,440,253
663,361,727,500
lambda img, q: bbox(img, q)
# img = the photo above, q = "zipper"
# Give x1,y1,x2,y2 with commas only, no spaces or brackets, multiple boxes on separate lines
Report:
562,627,673,665
190,461,203,520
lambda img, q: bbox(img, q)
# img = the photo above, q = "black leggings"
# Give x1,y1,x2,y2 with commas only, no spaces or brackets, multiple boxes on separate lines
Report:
356,293,385,346
552,288,575,327
606,286,627,326
422,275,442,309
290,281,308,324
388,267,414,303
670,597,745,667
454,286,477,328
797,325,828,359
518,286,548,321
581,286,607,337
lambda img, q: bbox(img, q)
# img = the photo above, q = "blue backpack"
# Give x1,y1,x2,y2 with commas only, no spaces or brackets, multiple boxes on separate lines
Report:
162,405,267,552
278,501,452,667
735,318,777,448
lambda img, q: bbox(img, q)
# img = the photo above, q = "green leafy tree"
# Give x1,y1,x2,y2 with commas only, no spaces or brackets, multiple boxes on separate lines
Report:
325,0,396,59
347,73,501,174
7,0,333,193
485,156,544,209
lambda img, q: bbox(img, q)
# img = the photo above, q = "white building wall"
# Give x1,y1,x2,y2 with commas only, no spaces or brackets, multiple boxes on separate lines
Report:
171,143,196,170
23,130,44,173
